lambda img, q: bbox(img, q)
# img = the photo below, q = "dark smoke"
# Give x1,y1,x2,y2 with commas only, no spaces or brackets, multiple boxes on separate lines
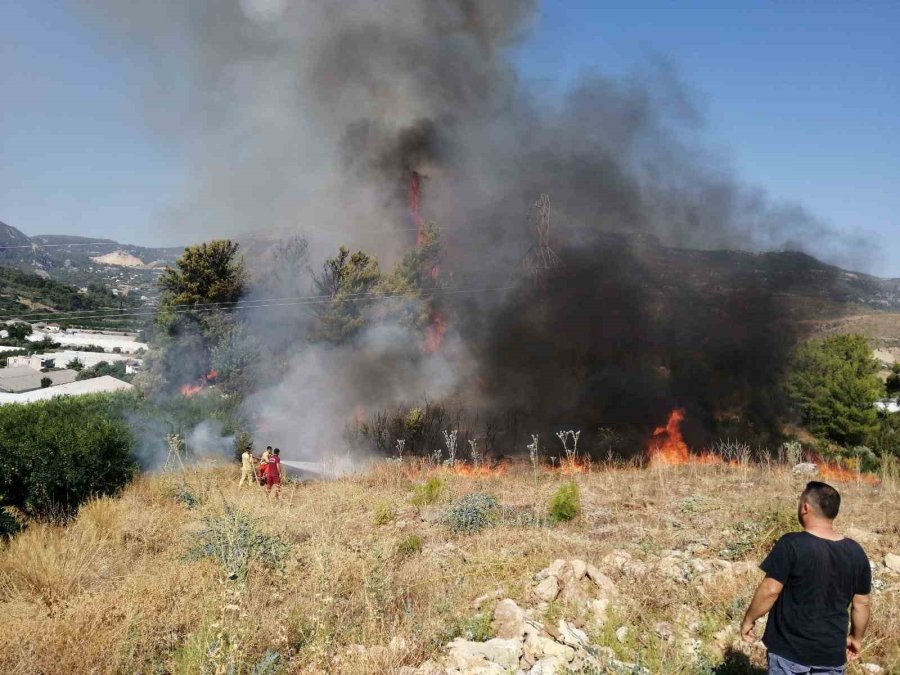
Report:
76,0,866,458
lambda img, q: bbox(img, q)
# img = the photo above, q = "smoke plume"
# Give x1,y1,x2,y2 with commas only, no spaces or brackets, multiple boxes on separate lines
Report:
79,0,868,460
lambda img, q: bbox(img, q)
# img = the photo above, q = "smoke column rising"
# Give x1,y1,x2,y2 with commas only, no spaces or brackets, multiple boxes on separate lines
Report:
78,0,869,460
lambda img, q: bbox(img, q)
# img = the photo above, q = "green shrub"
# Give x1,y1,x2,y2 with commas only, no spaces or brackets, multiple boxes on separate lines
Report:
411,476,445,506
396,533,423,556
719,507,796,560
0,393,137,520
0,507,22,539
187,506,291,580
442,493,499,534
549,481,580,523
372,501,394,526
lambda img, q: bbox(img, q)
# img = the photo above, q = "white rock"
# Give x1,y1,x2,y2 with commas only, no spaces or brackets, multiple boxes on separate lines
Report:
589,598,610,629
615,626,629,643
570,559,588,580
681,638,703,662
657,556,687,582
861,664,885,674
585,565,618,597
535,559,567,581
446,638,522,671
884,553,900,574
792,462,818,476
524,634,575,663
529,657,565,675
533,575,560,602
492,599,526,641
601,549,632,572
653,621,674,642
557,620,589,649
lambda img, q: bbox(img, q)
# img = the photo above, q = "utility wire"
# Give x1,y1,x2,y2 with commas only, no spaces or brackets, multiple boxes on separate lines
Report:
0,285,517,324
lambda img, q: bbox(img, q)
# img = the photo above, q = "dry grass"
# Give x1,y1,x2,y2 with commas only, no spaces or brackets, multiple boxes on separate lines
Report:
0,461,897,674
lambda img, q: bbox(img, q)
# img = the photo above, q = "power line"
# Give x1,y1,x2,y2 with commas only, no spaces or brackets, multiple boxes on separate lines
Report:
0,285,516,324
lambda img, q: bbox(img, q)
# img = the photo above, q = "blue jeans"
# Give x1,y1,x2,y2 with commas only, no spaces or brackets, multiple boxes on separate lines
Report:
768,652,845,675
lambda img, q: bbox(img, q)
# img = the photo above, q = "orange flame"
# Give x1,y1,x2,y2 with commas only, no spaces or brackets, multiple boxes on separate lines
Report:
424,310,447,353
648,409,691,465
818,462,880,485
180,383,203,397
206,369,219,381
450,462,509,478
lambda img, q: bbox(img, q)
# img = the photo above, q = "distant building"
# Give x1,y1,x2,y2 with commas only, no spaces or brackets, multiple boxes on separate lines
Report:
8,350,141,371
0,376,134,405
0,367,78,394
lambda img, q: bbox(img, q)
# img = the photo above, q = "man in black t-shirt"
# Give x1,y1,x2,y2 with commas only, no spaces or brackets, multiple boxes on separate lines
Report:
740,481,872,674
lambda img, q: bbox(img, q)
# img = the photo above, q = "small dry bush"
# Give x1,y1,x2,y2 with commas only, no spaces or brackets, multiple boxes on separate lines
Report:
0,523,121,605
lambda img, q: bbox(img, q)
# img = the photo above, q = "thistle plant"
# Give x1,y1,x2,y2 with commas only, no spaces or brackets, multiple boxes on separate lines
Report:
430,446,442,466
395,439,405,460
526,434,540,472
468,438,482,466
442,430,459,467
781,440,803,466
556,430,581,465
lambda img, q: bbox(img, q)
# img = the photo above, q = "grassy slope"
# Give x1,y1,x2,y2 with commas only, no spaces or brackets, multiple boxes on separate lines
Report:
0,462,897,674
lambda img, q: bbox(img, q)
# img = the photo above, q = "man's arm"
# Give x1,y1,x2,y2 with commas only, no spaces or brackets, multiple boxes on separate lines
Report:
846,593,871,661
741,577,784,642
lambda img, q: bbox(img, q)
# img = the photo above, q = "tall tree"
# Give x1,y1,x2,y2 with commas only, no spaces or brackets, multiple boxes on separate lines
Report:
148,240,247,392
311,246,381,344
787,334,883,445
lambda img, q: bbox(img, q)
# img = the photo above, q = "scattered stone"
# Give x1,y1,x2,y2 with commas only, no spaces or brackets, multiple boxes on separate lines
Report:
601,549,632,571
681,638,703,662
570,559,588,580
860,664,885,674
446,637,522,672
492,599,526,641
653,621,674,643
885,553,900,574
473,589,504,608
523,633,575,663
535,559,567,581
557,620,589,649
657,555,688,582
792,462,818,477
588,598,610,629
615,626,629,643
529,657,565,675
533,575,560,602
585,565,618,597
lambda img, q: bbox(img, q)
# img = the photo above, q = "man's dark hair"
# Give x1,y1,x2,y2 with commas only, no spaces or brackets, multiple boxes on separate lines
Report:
266,445,273,450
273,448,280,455
802,481,841,519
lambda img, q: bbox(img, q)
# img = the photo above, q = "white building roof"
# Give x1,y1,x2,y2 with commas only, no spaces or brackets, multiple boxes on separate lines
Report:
27,331,147,353
0,366,78,393
0,376,134,405
876,399,900,414
0,346,25,353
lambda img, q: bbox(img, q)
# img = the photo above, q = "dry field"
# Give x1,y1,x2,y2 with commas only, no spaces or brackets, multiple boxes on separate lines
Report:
0,460,898,674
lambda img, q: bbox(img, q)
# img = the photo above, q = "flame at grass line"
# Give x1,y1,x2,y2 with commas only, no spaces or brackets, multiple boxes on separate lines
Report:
648,409,693,466
818,462,880,485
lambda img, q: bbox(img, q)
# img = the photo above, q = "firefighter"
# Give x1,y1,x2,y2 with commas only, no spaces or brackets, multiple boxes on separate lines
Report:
238,444,256,487
258,446,273,485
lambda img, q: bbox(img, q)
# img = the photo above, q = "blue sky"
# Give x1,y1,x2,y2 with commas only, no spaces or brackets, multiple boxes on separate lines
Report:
1,1,898,275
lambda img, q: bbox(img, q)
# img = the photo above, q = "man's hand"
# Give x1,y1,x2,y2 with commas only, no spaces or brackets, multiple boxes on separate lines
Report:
846,636,862,661
740,619,756,643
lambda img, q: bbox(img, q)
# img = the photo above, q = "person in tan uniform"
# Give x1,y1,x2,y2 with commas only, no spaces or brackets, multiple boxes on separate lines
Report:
238,445,257,487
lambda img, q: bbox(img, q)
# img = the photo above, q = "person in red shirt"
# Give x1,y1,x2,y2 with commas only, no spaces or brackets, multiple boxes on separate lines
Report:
264,447,283,495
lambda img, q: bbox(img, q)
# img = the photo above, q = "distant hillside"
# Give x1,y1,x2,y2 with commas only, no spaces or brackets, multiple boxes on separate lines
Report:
0,265,140,322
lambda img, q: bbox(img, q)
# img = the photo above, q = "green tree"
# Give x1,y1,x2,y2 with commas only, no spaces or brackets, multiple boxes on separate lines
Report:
787,334,883,445
158,240,246,310
6,322,32,341
0,394,136,519
151,240,247,392
76,361,127,381
40,377,51,389
312,246,381,343
66,357,84,371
